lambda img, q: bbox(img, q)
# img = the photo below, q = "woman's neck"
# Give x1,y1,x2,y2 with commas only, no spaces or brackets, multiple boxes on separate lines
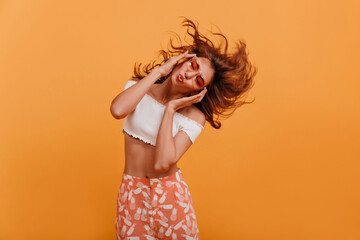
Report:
150,77,188,105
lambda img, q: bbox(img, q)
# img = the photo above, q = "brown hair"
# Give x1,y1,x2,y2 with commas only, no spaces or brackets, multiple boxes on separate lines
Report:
133,17,257,129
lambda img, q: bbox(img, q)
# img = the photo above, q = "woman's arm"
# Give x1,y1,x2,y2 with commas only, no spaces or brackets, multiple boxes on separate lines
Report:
110,51,194,119
154,88,207,172
154,106,206,173
154,107,178,172
110,70,161,119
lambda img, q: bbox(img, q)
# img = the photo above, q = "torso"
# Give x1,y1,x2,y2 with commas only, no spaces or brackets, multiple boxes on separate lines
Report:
122,81,195,179
123,130,181,178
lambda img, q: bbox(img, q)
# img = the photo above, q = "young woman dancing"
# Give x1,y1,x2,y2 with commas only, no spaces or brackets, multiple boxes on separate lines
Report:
110,18,257,240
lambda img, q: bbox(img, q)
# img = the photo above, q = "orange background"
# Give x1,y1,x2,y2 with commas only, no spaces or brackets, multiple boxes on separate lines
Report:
1,0,359,239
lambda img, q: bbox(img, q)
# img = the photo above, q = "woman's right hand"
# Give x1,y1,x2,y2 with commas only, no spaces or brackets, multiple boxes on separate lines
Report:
155,50,196,77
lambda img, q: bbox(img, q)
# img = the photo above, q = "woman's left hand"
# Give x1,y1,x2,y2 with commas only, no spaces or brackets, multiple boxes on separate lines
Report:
165,88,208,112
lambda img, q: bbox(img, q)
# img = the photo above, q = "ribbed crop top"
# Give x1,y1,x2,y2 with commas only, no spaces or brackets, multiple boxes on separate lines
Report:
122,80,204,146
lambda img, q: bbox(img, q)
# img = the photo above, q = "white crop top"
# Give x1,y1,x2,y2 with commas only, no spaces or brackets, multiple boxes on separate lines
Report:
122,80,204,146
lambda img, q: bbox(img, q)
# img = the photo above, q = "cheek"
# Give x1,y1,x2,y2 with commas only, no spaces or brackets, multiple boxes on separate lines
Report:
171,64,182,74
207,72,215,84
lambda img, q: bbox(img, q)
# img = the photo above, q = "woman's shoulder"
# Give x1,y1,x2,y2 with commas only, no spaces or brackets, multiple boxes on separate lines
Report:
129,77,140,82
178,105,206,127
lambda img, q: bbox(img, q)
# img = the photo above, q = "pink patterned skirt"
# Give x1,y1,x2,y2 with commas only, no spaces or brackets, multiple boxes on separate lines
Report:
115,168,200,239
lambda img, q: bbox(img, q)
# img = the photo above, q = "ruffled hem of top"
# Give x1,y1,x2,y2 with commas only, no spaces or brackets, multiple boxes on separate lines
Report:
122,129,156,146
143,94,204,129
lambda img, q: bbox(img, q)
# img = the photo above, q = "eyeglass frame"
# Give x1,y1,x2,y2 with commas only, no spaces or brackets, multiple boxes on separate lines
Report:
188,56,206,88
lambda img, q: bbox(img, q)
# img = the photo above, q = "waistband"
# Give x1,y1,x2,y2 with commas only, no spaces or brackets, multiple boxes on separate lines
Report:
122,168,183,185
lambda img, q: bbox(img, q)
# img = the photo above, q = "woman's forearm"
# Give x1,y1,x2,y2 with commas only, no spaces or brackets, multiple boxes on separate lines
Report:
110,70,161,119
154,107,176,173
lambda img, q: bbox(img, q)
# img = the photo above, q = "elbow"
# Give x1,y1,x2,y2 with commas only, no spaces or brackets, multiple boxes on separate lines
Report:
154,162,169,173
110,105,125,119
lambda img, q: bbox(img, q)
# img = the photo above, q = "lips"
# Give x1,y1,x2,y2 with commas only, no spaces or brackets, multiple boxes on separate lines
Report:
178,73,184,82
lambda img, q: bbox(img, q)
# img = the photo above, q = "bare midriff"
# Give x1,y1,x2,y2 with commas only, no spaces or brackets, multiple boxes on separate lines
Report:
122,130,180,178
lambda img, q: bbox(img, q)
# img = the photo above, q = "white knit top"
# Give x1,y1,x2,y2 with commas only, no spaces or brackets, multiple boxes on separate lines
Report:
122,80,204,146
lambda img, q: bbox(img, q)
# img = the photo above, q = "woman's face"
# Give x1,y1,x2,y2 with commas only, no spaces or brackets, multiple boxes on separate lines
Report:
170,56,214,95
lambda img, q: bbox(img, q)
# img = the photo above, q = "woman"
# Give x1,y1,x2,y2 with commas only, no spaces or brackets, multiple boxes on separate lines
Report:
110,18,257,239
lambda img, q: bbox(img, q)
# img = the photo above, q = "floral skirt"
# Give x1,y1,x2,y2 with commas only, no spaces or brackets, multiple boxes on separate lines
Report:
115,168,200,240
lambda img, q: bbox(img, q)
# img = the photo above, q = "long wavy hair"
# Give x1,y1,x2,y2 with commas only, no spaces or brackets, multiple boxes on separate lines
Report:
133,17,257,129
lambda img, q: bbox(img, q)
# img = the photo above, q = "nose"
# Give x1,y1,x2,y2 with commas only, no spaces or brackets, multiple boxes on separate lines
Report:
185,71,200,80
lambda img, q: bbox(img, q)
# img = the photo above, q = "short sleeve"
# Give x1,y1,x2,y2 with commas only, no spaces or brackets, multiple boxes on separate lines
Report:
177,115,204,143
123,79,137,91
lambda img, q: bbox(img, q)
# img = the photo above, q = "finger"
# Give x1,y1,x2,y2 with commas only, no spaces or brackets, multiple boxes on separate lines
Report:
191,94,203,102
187,94,203,104
176,53,196,63
178,50,197,59
199,91,207,100
197,91,207,101
174,50,189,60
184,53,197,58
179,50,189,57
198,88,207,96
188,96,200,104
189,89,205,97
170,53,197,68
